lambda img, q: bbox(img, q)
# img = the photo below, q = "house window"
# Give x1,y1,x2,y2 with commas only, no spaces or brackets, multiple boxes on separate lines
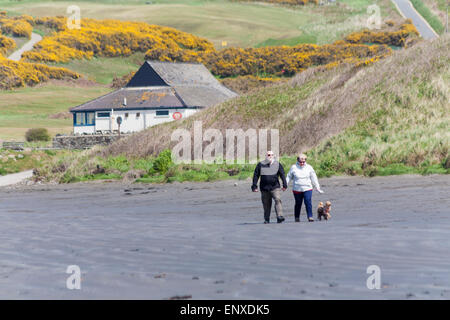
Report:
74,112,95,126
97,112,110,118
155,110,169,117
86,112,95,125
125,113,129,118
75,112,85,125
136,112,140,118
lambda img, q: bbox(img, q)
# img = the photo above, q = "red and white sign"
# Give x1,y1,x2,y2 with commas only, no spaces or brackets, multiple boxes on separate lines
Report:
172,112,182,120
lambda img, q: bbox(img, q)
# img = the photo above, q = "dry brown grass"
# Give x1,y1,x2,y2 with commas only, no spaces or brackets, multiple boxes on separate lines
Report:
90,34,448,163
220,75,287,94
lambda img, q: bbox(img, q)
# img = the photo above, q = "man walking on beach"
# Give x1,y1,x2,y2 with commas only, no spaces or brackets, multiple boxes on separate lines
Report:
252,151,287,224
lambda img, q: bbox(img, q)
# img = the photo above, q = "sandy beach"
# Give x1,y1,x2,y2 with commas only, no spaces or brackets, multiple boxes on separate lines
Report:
0,174,449,299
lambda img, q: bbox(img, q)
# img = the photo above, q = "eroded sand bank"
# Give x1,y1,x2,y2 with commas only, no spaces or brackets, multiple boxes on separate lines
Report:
0,174,449,299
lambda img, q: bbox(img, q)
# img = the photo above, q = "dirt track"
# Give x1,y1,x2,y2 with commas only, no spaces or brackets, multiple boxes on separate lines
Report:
0,174,449,299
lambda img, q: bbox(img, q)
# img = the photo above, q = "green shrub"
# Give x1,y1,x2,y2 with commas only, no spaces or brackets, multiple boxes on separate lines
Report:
44,150,56,156
153,149,173,173
104,155,129,173
132,158,154,171
25,128,50,142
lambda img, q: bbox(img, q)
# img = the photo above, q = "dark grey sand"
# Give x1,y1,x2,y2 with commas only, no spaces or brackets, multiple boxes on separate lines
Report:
0,174,449,299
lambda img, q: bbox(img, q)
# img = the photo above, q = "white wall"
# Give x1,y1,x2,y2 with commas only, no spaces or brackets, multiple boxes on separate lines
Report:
74,125,95,135
95,118,110,132
145,108,201,128
111,110,145,133
73,108,201,134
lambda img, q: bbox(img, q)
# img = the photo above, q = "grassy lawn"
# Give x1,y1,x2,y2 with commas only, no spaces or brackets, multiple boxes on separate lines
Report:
0,84,111,141
0,0,401,47
0,148,72,175
411,0,445,34
49,52,145,84
422,0,449,27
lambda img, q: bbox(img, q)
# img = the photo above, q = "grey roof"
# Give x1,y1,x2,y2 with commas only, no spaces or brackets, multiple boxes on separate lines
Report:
174,86,236,107
146,61,237,99
70,87,185,112
70,61,237,112
148,61,218,87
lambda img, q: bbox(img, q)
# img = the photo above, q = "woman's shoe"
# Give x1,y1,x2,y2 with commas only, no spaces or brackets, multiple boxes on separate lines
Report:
308,217,314,222
295,218,300,222
277,216,285,223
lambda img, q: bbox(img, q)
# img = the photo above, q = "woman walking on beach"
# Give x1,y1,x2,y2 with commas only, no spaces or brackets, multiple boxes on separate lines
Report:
286,154,323,222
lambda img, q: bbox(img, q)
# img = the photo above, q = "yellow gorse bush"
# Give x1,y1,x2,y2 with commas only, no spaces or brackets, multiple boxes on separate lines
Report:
23,18,214,63
0,14,34,39
13,16,418,85
144,39,392,77
0,32,16,55
144,21,417,77
343,19,419,47
35,16,66,31
0,56,80,90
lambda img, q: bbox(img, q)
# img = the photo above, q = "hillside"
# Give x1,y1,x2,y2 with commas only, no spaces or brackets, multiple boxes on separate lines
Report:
38,34,449,183
1,0,401,48
92,34,449,175
35,37,449,184
0,3,411,142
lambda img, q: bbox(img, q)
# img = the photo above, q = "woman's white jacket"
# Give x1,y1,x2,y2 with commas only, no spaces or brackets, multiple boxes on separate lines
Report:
286,163,321,192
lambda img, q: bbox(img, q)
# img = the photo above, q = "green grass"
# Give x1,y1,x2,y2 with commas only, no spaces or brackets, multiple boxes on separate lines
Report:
0,148,70,175
255,34,318,47
41,148,449,184
64,173,123,183
222,77,325,124
0,84,111,140
49,53,145,84
32,25,56,38
39,149,259,183
411,0,445,34
422,0,448,26
305,71,450,177
0,0,401,47
86,34,449,183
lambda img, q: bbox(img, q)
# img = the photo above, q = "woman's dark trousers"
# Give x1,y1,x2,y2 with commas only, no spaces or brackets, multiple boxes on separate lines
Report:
293,190,312,220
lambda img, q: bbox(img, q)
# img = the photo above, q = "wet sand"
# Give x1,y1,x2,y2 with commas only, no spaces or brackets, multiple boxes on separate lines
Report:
0,174,449,299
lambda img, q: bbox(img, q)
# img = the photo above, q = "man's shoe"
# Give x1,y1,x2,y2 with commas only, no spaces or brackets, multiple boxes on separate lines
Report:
264,220,270,224
277,216,285,223
308,217,314,222
295,217,300,222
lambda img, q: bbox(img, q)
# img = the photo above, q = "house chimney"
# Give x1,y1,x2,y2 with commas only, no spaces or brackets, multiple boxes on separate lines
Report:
123,97,127,106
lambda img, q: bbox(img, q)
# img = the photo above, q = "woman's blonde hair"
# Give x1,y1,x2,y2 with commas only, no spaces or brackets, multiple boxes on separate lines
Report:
297,153,307,161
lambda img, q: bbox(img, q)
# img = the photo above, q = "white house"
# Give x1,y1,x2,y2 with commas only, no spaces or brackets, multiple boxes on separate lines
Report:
70,60,237,135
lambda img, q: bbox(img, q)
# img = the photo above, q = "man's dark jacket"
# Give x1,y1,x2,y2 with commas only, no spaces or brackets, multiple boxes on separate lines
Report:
251,160,287,192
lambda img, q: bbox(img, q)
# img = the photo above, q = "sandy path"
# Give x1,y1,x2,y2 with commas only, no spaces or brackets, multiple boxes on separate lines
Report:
0,174,449,299
0,170,33,187
7,32,42,61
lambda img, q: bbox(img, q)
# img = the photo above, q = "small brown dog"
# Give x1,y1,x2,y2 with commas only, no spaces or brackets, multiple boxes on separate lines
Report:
317,201,332,220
